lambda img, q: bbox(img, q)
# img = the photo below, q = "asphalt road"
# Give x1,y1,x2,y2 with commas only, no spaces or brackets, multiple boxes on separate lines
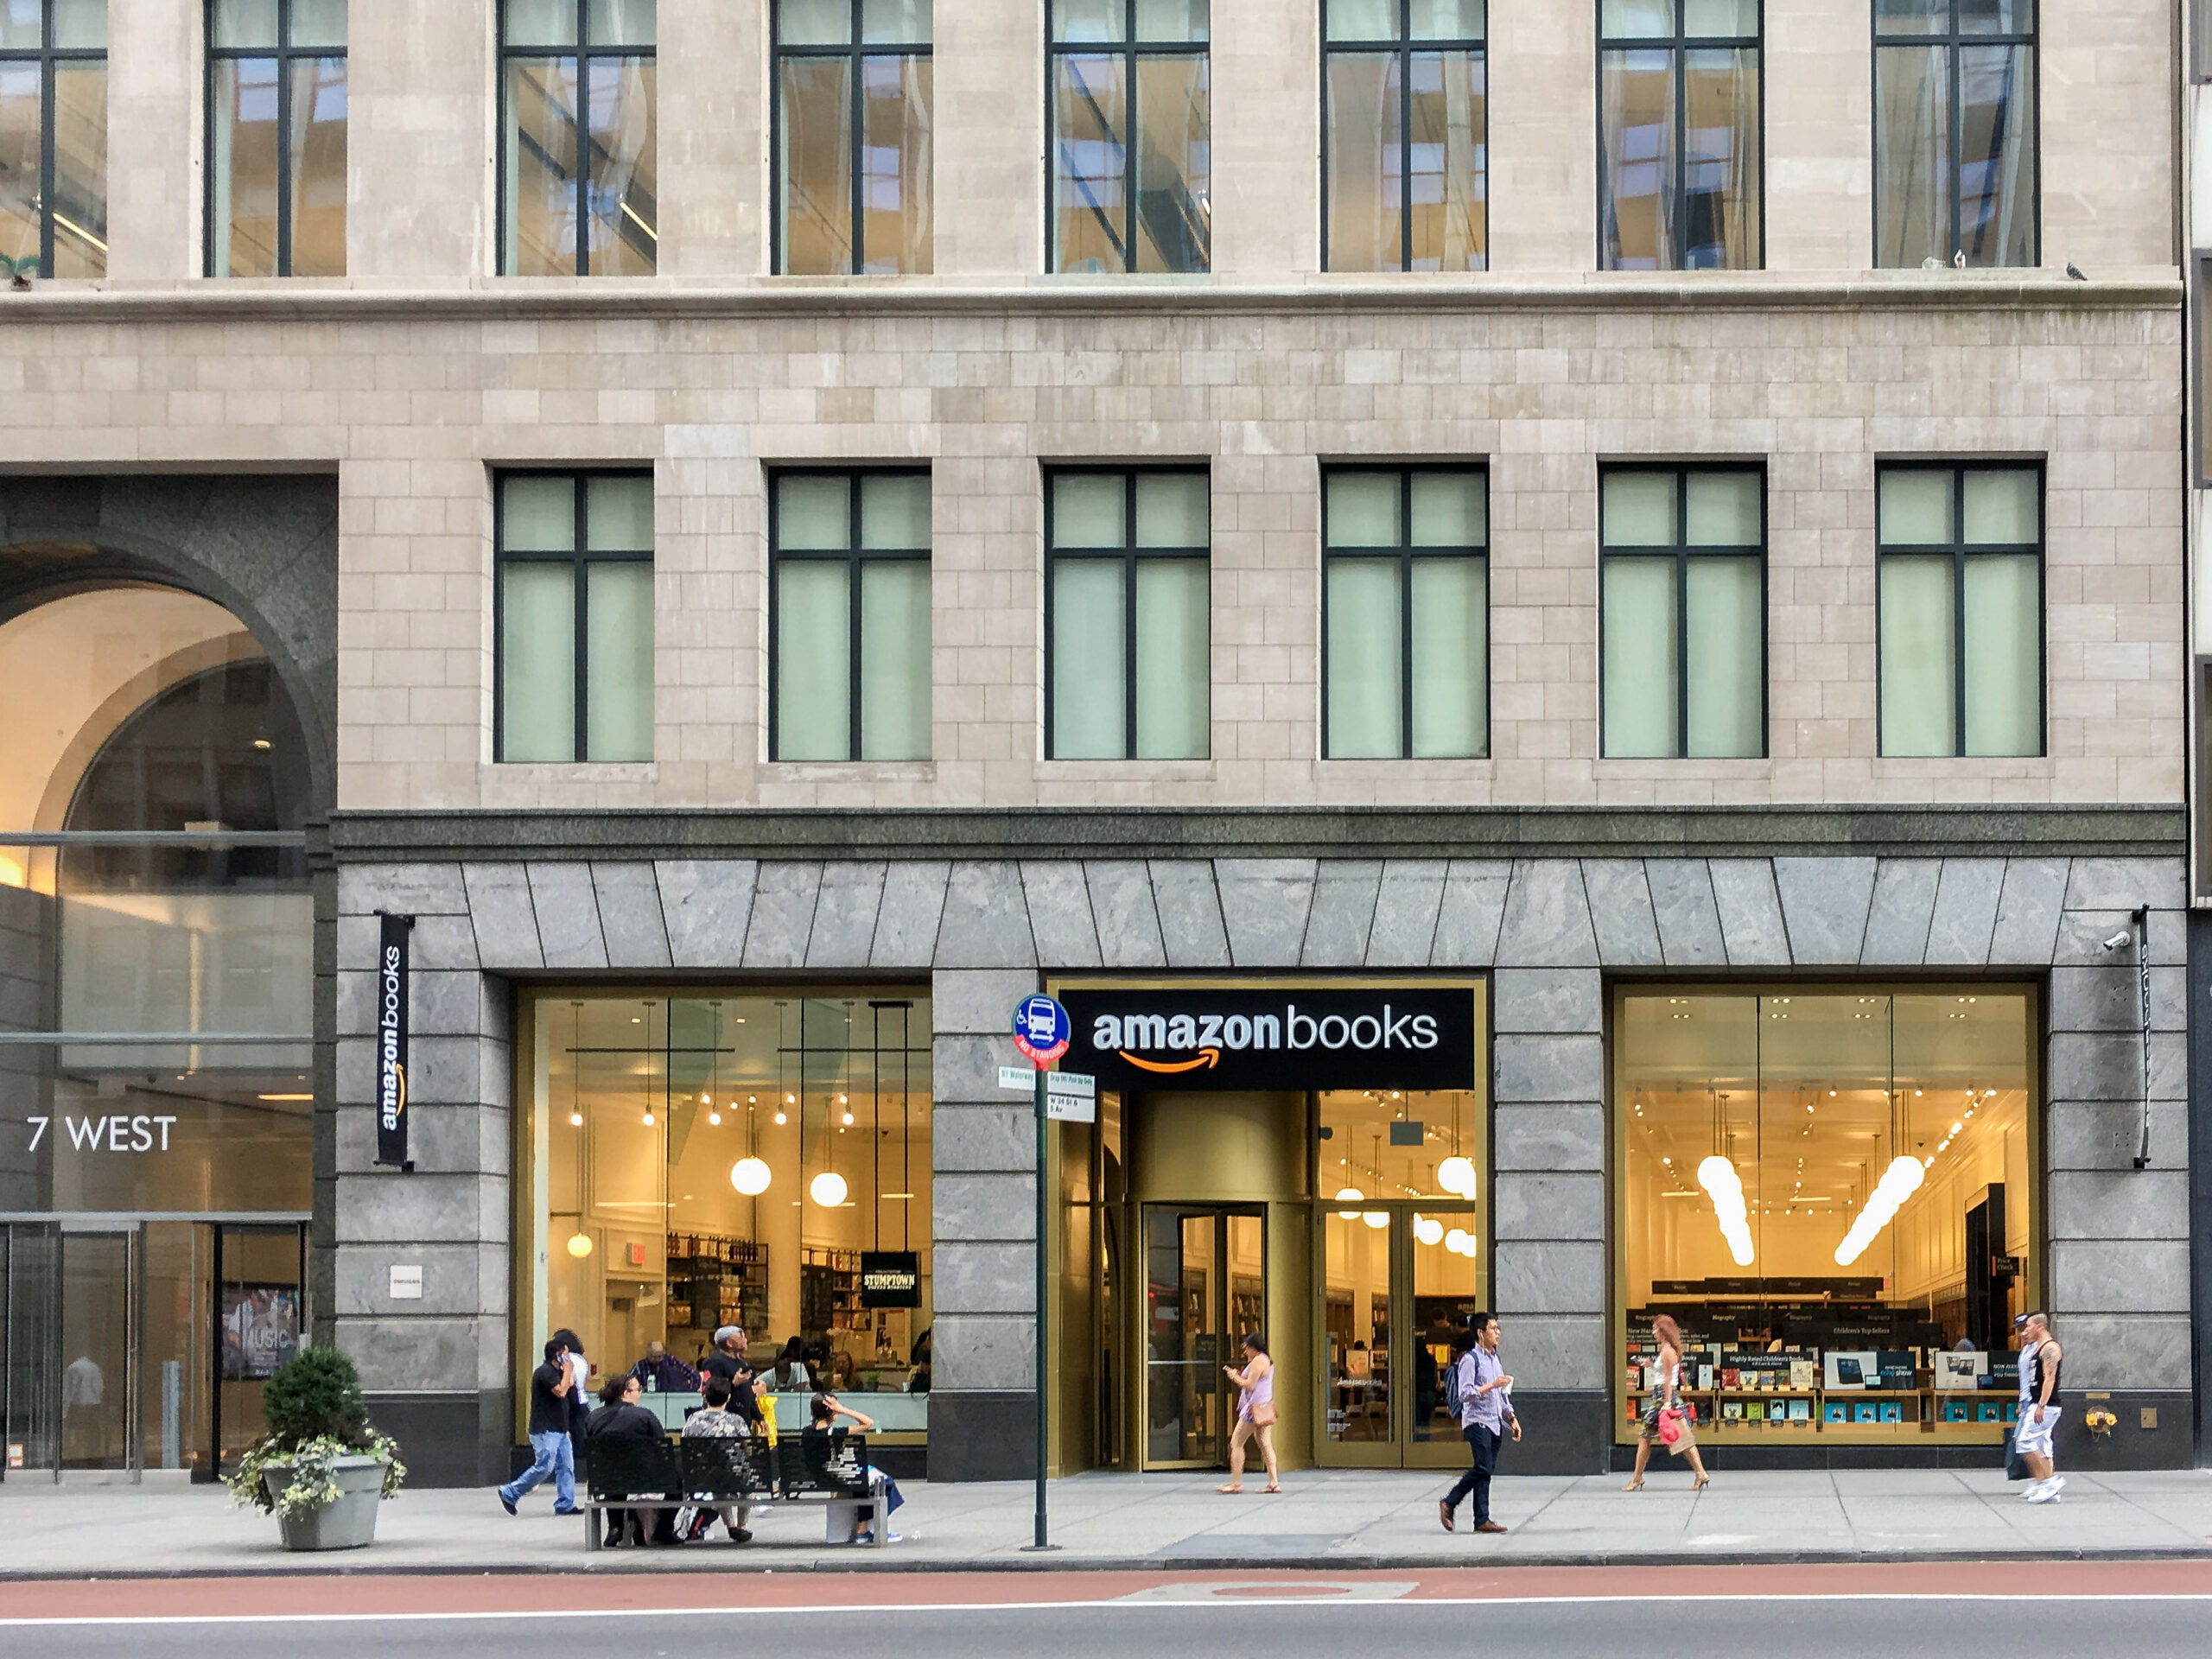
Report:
6,1565,2211,1657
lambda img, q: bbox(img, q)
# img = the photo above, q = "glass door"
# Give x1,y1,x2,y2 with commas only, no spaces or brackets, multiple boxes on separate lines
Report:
1140,1205,1265,1470
1,1224,60,1479
60,1227,139,1474
213,1224,307,1472
1319,1204,1484,1469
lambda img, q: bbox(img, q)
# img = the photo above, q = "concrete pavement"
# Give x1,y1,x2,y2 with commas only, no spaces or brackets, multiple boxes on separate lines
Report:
2,1466,2209,1574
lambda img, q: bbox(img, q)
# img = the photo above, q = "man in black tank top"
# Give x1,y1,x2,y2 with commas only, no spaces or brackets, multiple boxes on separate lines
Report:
2013,1312,2064,1503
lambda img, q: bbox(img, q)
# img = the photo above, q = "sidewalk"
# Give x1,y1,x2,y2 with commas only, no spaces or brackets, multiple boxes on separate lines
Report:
3,1467,2209,1576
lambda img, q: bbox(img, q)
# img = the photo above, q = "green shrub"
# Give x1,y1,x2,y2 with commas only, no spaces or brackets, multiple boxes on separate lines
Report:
261,1346,369,1448
226,1347,407,1516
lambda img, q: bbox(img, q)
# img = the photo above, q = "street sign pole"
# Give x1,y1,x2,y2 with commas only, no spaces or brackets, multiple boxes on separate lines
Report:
1031,1061,1053,1553
1010,995,1071,1554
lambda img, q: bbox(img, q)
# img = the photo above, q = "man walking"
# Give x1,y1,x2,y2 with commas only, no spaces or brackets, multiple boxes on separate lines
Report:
499,1337,580,1516
2014,1311,2065,1503
1439,1313,1520,1535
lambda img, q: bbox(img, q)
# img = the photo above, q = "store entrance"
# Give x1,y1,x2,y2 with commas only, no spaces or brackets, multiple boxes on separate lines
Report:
1318,1204,1484,1469
1140,1205,1264,1471
0,1218,305,1481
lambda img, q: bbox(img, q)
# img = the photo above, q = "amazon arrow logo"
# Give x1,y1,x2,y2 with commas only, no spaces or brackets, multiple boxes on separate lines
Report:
1119,1047,1220,1075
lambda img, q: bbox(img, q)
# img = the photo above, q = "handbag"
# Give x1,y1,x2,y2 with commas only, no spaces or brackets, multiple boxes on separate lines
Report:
1251,1397,1278,1427
2004,1426,2030,1482
1656,1406,1684,1446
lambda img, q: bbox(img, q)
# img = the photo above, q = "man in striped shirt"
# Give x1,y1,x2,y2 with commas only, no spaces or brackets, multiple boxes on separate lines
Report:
1439,1313,1520,1535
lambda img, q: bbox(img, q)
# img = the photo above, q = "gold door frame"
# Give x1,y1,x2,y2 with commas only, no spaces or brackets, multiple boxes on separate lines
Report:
1133,1203,1268,1471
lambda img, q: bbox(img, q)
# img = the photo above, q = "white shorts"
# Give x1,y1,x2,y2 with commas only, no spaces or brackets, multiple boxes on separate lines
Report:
2014,1407,2060,1459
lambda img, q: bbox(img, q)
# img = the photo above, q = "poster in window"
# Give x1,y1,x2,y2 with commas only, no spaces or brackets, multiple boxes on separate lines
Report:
220,1286,302,1381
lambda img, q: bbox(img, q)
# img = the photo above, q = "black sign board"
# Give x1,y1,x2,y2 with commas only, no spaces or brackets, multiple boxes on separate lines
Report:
374,912,414,1170
861,1250,921,1309
1056,985,1479,1092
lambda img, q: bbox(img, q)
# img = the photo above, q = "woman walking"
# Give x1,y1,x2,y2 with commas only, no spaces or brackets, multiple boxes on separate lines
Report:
1622,1313,1710,1492
1218,1332,1281,1494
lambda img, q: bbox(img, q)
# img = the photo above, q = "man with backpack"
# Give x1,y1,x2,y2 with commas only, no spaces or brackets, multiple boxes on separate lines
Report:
1439,1313,1520,1535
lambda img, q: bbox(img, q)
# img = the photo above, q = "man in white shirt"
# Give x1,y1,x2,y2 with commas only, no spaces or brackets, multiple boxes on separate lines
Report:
1438,1313,1520,1535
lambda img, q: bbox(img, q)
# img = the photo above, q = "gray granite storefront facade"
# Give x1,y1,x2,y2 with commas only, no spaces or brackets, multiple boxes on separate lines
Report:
327,818,2199,1484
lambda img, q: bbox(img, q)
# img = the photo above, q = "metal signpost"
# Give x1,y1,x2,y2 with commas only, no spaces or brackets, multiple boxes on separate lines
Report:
1007,995,1090,1553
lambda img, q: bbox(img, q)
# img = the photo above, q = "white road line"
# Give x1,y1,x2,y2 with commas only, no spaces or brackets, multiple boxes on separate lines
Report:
5,1592,2212,1628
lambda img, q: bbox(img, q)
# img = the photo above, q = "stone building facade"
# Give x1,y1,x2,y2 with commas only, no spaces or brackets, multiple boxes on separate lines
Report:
0,0,2200,1483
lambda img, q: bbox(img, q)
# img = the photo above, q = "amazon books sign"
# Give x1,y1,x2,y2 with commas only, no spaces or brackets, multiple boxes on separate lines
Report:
1056,985,1480,1092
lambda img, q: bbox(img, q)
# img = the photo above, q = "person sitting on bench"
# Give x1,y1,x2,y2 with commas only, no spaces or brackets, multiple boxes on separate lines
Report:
585,1373,672,1546
678,1377,754,1544
805,1392,905,1545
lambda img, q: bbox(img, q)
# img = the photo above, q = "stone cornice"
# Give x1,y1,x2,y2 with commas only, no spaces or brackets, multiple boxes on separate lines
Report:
326,803,2184,863
0,273,2181,325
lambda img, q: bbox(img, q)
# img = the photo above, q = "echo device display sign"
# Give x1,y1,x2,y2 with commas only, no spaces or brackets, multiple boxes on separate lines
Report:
1056,985,1479,1092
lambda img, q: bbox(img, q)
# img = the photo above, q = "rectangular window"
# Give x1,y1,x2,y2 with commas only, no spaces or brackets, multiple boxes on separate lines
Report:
1599,466,1765,759
499,0,656,276
1874,0,2035,268
1046,468,1210,760
1323,0,1485,273
1614,986,2037,1447
773,0,931,275
206,0,346,277
0,0,106,278
1599,0,1760,271
1323,467,1489,759
1049,0,1210,274
495,471,655,763
520,991,935,1450
1876,462,2042,758
770,470,932,761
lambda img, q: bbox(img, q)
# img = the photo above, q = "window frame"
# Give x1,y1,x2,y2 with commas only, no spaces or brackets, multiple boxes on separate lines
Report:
1042,464,1212,761
496,0,657,276
1871,0,2039,270
492,467,656,765
1319,464,1491,760
1873,459,2047,760
1046,0,1211,276
768,0,933,276
1594,0,1764,272
1597,461,1770,761
1318,0,1488,274
766,466,934,763
202,0,346,278
0,0,106,277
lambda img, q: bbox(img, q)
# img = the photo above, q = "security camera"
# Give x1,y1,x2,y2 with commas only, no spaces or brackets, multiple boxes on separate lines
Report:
2099,931,2131,952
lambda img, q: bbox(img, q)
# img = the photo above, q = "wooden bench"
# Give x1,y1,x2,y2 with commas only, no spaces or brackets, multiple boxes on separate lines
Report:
580,1435,890,1551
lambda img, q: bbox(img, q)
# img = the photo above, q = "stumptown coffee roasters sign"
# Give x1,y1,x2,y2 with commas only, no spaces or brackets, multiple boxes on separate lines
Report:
1055,983,1481,1091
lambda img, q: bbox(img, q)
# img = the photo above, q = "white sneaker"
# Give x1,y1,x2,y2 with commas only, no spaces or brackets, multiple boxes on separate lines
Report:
2026,1478,2063,1504
2018,1480,2044,1500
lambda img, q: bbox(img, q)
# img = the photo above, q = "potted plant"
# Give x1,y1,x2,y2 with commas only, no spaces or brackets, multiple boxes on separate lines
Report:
226,1347,406,1551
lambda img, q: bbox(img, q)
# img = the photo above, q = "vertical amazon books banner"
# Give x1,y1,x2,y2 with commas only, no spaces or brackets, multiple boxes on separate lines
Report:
375,912,414,1169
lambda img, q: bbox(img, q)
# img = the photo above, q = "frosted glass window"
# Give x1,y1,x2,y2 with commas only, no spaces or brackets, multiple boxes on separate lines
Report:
1600,467,1764,758
1602,557,1679,758
495,471,655,762
771,469,933,760
775,559,854,760
1326,557,1402,759
1134,558,1210,758
1324,467,1488,760
1878,554,1956,756
1049,469,1210,760
585,561,654,760
1877,464,2042,757
1051,559,1128,759
499,563,575,763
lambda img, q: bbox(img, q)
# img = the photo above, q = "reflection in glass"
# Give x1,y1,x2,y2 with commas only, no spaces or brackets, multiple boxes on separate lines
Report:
777,3,931,276
1599,12,1758,271
207,0,347,276
1875,9,2035,267
1327,29,1484,273
0,12,106,278
502,1,657,276
1051,17,1209,274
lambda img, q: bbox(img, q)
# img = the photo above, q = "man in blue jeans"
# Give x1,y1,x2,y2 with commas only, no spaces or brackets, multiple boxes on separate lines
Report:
1438,1313,1520,1535
499,1338,580,1516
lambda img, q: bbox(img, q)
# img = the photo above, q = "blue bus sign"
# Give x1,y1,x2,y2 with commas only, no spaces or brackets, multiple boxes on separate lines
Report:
1012,995,1072,1067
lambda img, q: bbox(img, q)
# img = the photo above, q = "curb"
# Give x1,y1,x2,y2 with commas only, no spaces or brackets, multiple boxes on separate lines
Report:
4,1544,2207,1582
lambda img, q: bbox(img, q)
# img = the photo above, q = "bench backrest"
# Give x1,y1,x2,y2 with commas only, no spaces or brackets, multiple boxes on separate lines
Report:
582,1433,680,1498
678,1434,774,1499
777,1432,871,1498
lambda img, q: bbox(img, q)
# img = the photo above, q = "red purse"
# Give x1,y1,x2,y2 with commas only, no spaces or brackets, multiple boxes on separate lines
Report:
1656,1406,1685,1446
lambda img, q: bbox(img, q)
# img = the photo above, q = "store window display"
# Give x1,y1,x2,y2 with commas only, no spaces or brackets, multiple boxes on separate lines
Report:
1615,987,2036,1445
521,991,931,1446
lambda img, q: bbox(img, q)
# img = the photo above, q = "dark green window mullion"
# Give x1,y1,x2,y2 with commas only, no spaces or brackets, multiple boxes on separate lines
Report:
847,476,864,761
1396,472,1415,758
1121,472,1139,760
1948,468,1967,758
1395,10,1412,272
569,475,591,762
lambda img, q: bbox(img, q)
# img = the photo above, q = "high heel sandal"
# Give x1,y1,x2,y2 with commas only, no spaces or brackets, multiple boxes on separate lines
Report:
1621,1477,1644,1491
1691,1474,1711,1491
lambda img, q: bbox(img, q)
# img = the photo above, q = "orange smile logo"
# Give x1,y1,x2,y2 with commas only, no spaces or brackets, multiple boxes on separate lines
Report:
1118,1048,1221,1074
